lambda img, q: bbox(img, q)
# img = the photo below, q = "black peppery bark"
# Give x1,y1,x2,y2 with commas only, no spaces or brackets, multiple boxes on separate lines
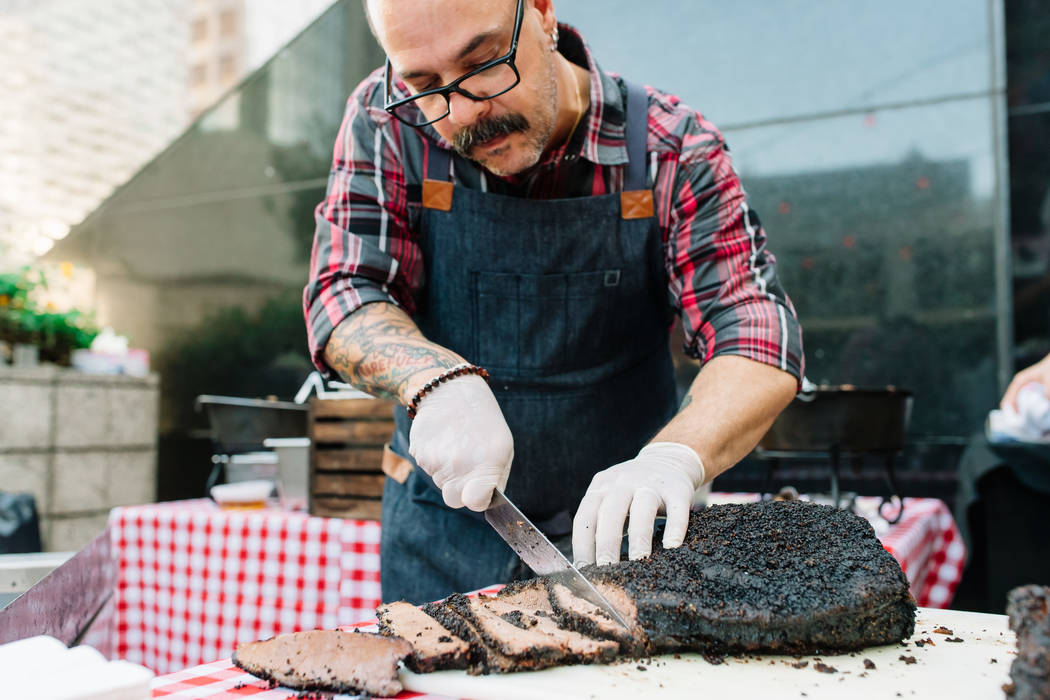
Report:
1006,585,1050,700
570,501,916,655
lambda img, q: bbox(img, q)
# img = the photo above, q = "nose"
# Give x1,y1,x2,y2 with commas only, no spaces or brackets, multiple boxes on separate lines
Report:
446,91,488,127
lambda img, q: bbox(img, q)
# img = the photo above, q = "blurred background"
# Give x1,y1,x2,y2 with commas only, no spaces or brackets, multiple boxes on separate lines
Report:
0,0,1048,614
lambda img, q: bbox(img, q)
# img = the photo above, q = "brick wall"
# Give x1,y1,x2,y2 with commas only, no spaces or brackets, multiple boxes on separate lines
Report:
0,366,158,551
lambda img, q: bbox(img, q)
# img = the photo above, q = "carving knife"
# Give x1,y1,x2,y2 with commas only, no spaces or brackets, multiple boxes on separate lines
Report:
484,490,631,630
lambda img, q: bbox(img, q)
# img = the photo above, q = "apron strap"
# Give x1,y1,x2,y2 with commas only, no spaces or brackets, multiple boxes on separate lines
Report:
422,141,454,211
620,80,655,220
422,81,654,218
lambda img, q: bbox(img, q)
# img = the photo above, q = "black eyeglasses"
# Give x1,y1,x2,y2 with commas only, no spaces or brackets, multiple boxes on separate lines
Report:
383,0,524,128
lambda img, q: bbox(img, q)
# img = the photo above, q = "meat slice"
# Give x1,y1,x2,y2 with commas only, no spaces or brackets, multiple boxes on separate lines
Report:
424,595,519,674
376,600,471,672
484,582,619,662
232,629,411,697
544,580,650,656
1006,584,1050,699
424,591,617,674
583,500,916,654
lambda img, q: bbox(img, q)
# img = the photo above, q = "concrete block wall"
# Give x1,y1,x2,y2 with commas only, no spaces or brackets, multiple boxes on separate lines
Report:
0,366,158,551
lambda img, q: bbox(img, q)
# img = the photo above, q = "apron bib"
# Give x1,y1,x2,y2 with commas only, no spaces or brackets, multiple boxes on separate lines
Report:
380,81,678,603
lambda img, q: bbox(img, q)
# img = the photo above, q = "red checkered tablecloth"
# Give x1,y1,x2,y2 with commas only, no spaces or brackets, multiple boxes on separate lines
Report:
865,497,966,608
111,500,382,675
137,496,963,697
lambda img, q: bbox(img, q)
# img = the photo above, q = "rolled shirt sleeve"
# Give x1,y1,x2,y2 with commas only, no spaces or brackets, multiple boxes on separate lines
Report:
303,71,423,376
655,106,805,385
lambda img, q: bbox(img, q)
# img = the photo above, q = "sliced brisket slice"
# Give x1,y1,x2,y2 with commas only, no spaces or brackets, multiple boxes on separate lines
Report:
544,579,650,657
376,600,471,673
232,629,411,697
424,595,519,674
1006,584,1050,699
484,581,619,663
583,500,916,655
424,591,618,674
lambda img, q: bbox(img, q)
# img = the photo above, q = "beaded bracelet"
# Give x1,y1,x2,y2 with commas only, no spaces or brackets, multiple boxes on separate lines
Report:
406,363,491,419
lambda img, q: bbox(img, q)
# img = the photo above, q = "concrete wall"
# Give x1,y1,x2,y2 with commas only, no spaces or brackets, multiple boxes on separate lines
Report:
0,366,158,552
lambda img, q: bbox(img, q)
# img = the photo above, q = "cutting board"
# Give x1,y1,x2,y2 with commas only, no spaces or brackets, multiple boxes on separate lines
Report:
400,608,1015,700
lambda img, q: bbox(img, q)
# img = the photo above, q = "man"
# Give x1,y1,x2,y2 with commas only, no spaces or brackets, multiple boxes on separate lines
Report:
304,0,803,604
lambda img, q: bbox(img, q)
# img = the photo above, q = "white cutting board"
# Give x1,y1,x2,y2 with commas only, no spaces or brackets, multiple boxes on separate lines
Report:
400,608,1015,700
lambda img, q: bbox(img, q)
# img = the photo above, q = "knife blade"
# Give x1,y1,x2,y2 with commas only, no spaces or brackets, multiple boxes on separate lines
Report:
484,490,631,630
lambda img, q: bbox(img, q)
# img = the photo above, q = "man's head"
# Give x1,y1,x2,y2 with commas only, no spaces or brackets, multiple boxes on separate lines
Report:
366,0,563,176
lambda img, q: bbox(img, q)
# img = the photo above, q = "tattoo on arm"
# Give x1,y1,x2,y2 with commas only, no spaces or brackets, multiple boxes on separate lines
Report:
323,303,463,402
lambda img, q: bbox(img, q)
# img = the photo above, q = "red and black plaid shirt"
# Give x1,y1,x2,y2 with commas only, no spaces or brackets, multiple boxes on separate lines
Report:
305,24,803,383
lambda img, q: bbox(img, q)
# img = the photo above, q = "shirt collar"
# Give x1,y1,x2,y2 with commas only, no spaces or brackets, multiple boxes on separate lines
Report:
539,23,629,169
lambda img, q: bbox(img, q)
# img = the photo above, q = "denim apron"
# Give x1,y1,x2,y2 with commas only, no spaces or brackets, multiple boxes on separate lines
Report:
380,82,678,603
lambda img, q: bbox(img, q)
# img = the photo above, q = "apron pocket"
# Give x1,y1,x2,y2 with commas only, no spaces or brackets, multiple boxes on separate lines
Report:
473,269,625,375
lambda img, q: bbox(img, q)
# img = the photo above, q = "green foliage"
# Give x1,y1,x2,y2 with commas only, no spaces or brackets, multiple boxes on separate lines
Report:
155,291,313,431
0,267,99,365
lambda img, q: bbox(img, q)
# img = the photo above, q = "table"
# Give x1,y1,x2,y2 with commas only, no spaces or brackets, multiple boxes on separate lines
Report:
115,495,963,681
110,500,381,675
151,604,1012,700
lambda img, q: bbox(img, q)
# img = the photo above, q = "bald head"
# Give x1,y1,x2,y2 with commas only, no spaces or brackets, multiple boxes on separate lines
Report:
366,0,574,177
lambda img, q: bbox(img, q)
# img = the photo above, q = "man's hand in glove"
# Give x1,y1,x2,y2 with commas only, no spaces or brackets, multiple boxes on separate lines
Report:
572,442,706,566
408,372,513,511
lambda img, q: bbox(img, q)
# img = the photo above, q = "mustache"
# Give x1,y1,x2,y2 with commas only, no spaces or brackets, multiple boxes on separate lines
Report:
452,113,530,155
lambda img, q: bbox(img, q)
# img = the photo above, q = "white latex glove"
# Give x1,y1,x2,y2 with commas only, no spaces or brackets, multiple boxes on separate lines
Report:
572,442,705,566
408,373,514,511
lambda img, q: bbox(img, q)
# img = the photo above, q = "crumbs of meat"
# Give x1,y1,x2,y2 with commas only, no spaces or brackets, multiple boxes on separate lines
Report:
914,637,935,647
702,652,725,665
813,662,837,673
864,658,876,670
945,637,964,643
898,655,917,665
933,626,953,635
792,660,809,669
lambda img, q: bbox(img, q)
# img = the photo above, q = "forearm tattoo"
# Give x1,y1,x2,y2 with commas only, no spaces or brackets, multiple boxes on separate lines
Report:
324,303,463,402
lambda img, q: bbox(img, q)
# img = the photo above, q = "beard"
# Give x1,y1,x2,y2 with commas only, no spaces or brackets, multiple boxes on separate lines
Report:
451,60,559,176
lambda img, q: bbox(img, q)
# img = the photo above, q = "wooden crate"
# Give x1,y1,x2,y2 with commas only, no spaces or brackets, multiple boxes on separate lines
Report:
308,397,396,520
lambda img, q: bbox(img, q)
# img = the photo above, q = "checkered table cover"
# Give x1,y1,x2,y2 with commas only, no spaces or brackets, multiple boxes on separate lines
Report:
140,496,964,697
111,500,382,675
863,496,966,608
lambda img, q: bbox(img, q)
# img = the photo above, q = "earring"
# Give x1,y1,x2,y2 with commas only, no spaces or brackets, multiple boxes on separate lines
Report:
550,26,559,51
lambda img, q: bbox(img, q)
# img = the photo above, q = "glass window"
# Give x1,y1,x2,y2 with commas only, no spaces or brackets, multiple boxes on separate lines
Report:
219,9,238,37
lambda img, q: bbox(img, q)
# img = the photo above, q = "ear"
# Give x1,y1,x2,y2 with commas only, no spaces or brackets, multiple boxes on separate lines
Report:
529,0,558,36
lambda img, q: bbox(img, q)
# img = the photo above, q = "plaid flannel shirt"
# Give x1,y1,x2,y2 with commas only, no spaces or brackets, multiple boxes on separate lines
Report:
305,24,803,384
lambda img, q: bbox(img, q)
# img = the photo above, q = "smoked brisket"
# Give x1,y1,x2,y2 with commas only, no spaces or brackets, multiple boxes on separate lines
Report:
232,629,412,696
1006,584,1050,700
377,600,471,673
424,591,618,674
566,500,916,655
